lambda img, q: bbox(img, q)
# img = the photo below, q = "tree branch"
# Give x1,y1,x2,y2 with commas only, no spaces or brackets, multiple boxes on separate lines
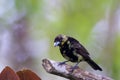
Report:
42,59,113,80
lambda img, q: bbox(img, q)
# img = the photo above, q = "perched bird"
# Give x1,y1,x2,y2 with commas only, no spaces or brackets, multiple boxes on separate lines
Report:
54,34,102,71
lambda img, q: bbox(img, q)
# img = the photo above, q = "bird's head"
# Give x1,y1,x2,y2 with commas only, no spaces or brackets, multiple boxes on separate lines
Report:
54,34,68,47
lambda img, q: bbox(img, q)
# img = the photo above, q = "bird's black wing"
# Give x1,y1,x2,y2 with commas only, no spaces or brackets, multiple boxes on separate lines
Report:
69,37,90,58
68,37,102,71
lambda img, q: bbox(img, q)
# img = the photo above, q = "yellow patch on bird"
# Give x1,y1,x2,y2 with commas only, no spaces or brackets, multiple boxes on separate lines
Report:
67,41,70,44
67,41,71,49
62,35,68,42
73,51,83,62
61,35,68,45
63,35,67,40
62,53,70,60
61,41,65,45
63,50,66,53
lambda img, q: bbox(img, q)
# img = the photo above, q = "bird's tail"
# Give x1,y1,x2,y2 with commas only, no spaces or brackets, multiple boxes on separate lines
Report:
86,59,102,71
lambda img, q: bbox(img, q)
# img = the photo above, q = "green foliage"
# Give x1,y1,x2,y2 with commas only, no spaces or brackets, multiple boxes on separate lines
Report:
113,35,120,80
15,0,40,16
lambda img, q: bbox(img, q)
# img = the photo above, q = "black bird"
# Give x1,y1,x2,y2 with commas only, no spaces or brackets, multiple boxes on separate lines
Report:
54,34,102,71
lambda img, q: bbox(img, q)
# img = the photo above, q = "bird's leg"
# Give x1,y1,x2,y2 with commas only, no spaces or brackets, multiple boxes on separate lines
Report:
70,62,80,72
70,60,83,72
58,60,69,66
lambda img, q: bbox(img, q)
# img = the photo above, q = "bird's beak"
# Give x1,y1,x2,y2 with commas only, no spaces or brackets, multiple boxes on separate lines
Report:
54,42,60,47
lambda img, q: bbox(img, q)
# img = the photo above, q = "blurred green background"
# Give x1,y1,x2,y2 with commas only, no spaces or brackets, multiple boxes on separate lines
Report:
0,0,120,80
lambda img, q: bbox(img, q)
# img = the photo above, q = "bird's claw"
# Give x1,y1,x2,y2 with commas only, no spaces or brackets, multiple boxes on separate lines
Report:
58,62,66,66
58,61,69,66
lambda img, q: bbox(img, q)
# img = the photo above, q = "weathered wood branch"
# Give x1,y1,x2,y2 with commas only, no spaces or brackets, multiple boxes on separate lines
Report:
42,59,113,80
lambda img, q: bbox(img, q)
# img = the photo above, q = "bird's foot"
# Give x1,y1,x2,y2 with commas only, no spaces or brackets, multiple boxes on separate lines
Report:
69,61,81,72
58,61,69,66
58,62,66,66
69,65,79,72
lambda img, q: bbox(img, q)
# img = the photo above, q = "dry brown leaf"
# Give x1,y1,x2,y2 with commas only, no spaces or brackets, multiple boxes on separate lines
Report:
17,69,41,80
0,66,20,80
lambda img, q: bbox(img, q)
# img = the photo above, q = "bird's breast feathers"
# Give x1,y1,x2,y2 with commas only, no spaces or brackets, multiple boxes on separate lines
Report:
60,40,83,62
